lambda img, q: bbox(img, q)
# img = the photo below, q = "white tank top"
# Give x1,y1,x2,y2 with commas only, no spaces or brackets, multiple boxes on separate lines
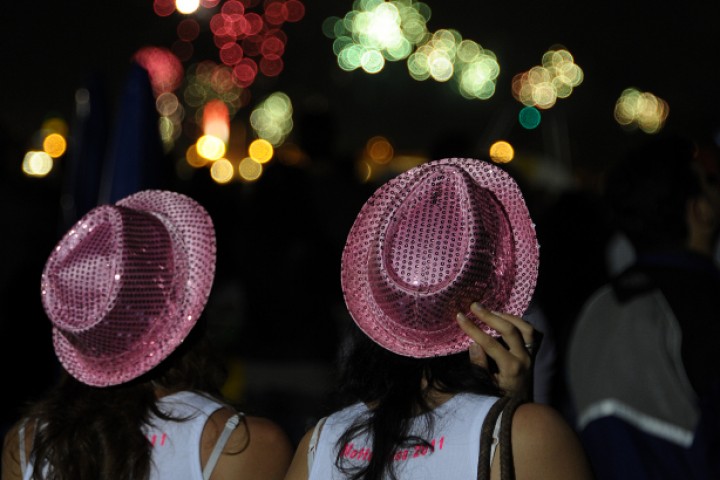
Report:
309,393,498,479
18,390,240,480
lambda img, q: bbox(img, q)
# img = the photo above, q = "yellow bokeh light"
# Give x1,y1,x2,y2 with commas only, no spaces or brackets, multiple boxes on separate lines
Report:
42,133,67,158
489,141,514,164
22,151,54,177
210,158,234,183
512,47,583,109
41,117,69,137
614,88,669,134
248,138,274,163
366,136,393,164
196,134,226,160
238,157,263,181
186,144,207,168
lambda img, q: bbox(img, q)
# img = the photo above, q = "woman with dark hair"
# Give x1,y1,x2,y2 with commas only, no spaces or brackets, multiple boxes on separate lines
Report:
2,189,292,480
284,158,593,480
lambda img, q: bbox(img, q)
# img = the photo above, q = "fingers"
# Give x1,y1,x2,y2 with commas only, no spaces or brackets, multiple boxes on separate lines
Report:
456,303,535,398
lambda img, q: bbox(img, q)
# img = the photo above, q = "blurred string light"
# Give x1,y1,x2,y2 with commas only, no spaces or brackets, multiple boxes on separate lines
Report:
324,2,499,100
21,117,69,177
511,46,583,110
614,87,668,134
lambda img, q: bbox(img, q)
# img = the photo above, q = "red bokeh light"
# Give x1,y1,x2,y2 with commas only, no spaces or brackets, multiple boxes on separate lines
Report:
285,0,305,22
260,35,285,58
233,58,258,87
153,0,175,17
264,1,288,25
219,43,244,65
177,19,201,41
133,46,184,96
260,56,284,77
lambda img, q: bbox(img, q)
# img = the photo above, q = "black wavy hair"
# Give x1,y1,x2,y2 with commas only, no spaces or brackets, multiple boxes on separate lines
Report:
21,318,228,480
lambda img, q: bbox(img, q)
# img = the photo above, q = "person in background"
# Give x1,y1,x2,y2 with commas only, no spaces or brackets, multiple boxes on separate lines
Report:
284,158,594,480
2,189,292,480
566,133,720,479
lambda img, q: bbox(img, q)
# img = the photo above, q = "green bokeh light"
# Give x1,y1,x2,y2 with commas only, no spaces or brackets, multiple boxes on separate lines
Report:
519,106,541,129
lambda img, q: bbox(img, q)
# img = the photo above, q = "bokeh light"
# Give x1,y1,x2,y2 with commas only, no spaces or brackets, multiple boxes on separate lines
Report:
186,143,208,168
22,151,53,177
365,135,393,164
249,91,293,146
326,0,431,74
203,99,231,142
512,46,583,109
327,4,499,100
42,133,67,158
133,46,184,96
614,88,669,134
197,134,227,160
238,156,263,181
210,158,235,183
518,106,541,129
248,138,274,163
175,0,200,14
489,140,514,163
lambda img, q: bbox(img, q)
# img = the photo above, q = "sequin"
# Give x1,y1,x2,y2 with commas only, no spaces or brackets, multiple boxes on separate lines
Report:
41,190,216,387
341,158,539,358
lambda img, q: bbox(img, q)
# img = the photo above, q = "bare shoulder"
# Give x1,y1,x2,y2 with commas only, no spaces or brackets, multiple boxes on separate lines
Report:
206,408,293,480
508,403,594,480
283,426,316,480
2,420,27,480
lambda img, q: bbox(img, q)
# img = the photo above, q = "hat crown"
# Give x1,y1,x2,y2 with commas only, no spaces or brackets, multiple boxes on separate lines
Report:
41,190,215,386
43,205,185,353
370,165,514,332
341,158,539,358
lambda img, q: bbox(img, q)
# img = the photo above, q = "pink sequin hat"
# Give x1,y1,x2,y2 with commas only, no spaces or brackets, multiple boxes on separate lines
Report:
41,190,216,386
341,158,539,358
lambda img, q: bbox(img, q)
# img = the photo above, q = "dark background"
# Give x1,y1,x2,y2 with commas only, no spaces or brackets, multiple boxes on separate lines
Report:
2,0,720,444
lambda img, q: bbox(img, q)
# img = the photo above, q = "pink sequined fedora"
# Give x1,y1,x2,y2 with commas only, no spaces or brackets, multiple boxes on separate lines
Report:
341,158,539,358
41,190,216,386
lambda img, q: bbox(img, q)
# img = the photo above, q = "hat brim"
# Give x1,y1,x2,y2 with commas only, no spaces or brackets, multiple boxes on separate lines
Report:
52,190,216,386
341,158,539,357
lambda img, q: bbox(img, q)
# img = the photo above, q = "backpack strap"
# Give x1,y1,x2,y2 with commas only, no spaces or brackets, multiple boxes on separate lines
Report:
477,395,525,480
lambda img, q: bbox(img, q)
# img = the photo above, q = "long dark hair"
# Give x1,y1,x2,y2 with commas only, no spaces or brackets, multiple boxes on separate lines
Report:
23,319,228,480
333,325,501,480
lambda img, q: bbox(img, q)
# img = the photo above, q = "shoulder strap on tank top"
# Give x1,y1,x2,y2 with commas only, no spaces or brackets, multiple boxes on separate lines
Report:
18,419,28,475
307,416,328,470
202,413,242,480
